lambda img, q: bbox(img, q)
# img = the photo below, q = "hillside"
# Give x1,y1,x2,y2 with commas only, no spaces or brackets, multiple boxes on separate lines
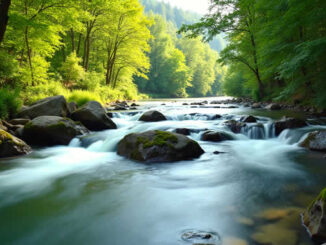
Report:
140,0,226,51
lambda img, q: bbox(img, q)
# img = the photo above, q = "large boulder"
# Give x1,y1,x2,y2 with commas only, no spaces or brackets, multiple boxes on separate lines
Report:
274,117,307,136
139,110,167,122
0,129,31,158
300,131,326,152
117,130,204,163
201,130,233,142
17,96,69,119
224,120,246,133
22,116,89,146
303,188,326,244
71,101,117,131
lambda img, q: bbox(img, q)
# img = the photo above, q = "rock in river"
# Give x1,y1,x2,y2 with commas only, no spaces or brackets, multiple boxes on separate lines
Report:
117,130,204,163
0,129,31,158
224,120,246,133
22,116,89,146
139,110,167,122
302,188,326,244
71,101,117,131
274,117,307,136
240,115,257,123
300,130,326,152
17,95,69,119
201,130,233,142
266,103,281,110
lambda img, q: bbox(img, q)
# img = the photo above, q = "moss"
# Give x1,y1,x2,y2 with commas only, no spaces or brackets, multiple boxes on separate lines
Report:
308,188,326,211
47,121,67,130
0,129,25,146
24,121,33,130
300,131,317,148
140,131,178,148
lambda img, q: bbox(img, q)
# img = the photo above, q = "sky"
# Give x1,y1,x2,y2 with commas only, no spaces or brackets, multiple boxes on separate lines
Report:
158,0,210,15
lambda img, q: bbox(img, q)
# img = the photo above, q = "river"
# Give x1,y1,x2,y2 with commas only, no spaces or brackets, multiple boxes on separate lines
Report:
0,97,325,245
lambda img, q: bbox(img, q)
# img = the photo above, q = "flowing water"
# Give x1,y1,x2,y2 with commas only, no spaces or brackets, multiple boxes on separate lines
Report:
1,97,326,245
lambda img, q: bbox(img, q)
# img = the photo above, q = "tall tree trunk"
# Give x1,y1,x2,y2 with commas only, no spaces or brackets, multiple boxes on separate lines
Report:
85,34,90,70
76,33,82,56
249,32,264,100
0,0,11,45
70,28,75,52
62,45,66,62
25,27,34,86
113,67,122,89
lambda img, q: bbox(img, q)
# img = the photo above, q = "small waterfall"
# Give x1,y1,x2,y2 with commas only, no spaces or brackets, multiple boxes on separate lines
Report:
264,122,276,138
241,124,266,139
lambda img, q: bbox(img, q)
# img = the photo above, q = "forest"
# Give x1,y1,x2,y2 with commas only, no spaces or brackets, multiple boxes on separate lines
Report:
0,0,226,119
180,0,326,109
0,0,325,120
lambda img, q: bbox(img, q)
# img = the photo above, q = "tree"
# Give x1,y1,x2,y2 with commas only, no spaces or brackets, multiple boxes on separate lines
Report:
60,52,85,87
179,0,265,100
0,0,11,45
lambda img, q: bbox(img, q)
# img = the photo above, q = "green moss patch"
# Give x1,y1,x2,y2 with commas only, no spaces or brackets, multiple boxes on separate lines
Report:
137,130,178,149
308,188,326,211
0,129,25,146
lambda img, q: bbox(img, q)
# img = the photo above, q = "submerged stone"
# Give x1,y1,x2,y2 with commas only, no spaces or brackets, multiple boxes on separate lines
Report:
252,207,302,245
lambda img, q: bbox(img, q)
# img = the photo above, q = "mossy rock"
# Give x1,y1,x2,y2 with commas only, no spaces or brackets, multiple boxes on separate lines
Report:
0,129,31,158
302,188,326,243
117,130,204,163
22,116,89,146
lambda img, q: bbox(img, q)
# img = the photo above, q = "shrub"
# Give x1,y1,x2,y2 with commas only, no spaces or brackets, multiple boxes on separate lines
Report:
0,87,22,119
60,52,85,87
67,90,102,107
22,81,69,104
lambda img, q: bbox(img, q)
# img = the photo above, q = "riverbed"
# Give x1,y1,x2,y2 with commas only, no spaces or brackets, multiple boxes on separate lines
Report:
0,97,325,245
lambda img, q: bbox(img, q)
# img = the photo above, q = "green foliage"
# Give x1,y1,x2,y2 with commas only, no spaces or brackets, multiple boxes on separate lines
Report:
22,81,69,105
60,52,85,86
67,90,102,107
222,69,249,98
180,0,326,108
140,0,226,51
0,50,20,86
135,14,223,98
0,87,22,119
